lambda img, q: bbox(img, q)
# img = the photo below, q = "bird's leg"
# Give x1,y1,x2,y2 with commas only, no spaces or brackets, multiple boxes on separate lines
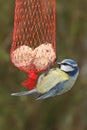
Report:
44,61,53,76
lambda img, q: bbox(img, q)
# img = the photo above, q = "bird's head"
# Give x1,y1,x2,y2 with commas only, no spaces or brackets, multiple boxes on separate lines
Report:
57,59,79,78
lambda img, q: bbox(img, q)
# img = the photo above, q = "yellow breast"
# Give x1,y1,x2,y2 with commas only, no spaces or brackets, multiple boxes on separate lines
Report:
36,68,69,93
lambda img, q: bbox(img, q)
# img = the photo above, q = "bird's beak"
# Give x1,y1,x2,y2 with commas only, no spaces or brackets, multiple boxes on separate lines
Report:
57,62,61,65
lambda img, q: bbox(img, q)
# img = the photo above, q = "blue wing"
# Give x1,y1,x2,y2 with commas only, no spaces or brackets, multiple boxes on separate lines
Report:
36,80,67,100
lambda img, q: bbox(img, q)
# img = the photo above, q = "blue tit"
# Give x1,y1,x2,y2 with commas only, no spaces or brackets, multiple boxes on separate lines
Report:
11,59,79,100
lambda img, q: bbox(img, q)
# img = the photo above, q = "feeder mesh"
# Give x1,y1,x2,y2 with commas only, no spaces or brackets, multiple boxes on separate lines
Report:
11,0,56,72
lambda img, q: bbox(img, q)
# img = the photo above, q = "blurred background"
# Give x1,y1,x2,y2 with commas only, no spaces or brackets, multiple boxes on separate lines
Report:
0,0,87,130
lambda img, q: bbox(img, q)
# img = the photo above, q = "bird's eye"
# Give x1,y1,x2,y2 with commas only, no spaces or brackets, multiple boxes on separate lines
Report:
62,63,68,65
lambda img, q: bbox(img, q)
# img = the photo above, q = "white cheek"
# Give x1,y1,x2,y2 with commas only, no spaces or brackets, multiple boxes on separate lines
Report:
61,65,74,72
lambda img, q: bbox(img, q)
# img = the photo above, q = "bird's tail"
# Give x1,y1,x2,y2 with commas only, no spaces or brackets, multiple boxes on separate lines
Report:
11,89,37,96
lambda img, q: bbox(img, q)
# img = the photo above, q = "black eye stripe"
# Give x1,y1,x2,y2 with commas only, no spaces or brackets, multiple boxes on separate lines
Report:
61,63,76,69
62,63,68,65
